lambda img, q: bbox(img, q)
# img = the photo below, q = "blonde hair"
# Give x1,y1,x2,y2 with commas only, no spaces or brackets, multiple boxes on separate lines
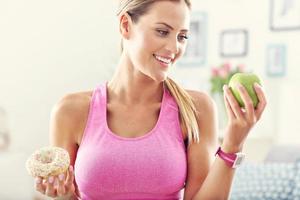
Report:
116,0,200,145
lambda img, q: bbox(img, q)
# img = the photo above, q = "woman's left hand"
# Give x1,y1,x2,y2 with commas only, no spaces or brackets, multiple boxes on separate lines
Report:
221,82,267,153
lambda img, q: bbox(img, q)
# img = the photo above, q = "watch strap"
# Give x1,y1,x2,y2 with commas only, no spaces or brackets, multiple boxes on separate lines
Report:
215,147,241,168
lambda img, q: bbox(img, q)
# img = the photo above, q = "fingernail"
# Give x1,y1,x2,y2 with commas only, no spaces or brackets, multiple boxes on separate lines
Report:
254,82,260,88
54,178,59,187
59,174,64,181
223,85,227,90
35,177,42,184
69,165,73,172
48,176,54,183
237,83,243,88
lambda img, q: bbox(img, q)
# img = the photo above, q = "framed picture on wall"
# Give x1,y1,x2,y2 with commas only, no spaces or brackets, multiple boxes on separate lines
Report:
266,44,286,77
220,29,248,57
177,12,207,67
270,0,300,31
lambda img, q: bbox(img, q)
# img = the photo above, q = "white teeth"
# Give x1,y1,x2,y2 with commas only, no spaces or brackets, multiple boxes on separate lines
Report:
154,55,172,64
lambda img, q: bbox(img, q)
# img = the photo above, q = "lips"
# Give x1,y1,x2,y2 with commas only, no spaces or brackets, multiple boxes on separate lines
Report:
153,54,174,65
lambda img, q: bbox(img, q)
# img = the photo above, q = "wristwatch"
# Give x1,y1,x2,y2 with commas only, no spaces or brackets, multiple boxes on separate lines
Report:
215,147,245,168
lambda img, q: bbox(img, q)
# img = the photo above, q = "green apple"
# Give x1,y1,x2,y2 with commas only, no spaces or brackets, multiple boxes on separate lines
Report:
228,73,261,108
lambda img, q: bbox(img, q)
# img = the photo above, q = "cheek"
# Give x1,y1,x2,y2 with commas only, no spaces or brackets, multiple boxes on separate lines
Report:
140,32,160,53
176,44,187,59
134,34,161,65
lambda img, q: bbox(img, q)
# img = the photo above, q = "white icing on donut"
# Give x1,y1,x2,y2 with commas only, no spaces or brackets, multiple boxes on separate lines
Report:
26,146,70,178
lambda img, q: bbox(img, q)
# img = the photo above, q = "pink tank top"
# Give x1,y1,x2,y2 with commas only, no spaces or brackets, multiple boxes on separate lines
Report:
75,82,187,200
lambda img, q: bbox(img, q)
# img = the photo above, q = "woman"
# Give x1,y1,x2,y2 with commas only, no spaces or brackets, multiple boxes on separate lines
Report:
34,0,267,199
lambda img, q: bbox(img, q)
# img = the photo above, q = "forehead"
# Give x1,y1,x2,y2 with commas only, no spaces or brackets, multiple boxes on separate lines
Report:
138,1,190,30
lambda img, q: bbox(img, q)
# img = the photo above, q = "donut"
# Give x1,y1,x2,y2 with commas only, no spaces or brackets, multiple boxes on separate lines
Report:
26,146,70,178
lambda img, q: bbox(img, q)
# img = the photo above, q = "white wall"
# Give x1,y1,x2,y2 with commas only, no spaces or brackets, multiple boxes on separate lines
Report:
0,0,120,198
0,0,299,198
0,0,120,151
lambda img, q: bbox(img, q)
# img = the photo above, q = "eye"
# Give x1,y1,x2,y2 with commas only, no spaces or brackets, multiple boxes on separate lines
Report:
157,30,169,36
178,35,189,42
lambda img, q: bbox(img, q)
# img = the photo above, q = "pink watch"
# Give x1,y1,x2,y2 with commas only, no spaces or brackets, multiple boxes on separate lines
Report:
215,147,245,168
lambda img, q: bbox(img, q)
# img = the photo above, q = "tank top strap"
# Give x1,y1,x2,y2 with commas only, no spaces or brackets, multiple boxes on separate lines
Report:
160,83,185,143
163,85,179,111
92,82,107,120
79,82,106,146
94,82,107,125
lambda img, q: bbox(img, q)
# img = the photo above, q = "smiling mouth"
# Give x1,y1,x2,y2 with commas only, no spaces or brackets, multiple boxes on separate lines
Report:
153,54,173,65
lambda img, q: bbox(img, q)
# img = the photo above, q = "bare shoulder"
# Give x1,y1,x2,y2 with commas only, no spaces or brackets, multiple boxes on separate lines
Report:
54,91,92,114
50,90,93,145
52,91,93,122
185,89,216,117
185,89,218,146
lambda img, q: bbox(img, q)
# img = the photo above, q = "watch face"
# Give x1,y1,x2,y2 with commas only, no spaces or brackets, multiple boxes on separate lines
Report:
235,157,243,165
233,153,245,168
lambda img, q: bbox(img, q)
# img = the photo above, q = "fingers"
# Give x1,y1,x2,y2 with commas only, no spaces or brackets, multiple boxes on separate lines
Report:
35,177,46,195
223,82,267,127
223,87,235,119
223,85,243,119
253,83,267,119
34,166,75,198
236,83,255,122
45,176,56,197
56,173,66,196
51,166,74,197
65,165,75,191
34,175,67,197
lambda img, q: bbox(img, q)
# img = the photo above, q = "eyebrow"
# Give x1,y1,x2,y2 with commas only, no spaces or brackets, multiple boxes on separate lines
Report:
156,22,189,32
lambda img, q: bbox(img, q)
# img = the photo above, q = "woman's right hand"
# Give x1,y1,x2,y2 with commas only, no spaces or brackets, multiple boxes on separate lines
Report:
34,165,77,199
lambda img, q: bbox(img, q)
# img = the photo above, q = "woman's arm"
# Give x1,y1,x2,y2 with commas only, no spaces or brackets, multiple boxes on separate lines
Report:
184,83,267,200
35,92,91,199
182,91,218,200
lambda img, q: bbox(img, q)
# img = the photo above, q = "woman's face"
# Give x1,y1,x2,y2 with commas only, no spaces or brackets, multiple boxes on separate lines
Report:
126,1,190,82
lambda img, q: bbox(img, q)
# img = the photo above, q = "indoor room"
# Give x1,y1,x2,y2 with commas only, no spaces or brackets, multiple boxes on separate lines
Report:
1,0,299,199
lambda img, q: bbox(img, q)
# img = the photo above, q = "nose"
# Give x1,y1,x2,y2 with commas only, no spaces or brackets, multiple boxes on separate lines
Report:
165,37,180,54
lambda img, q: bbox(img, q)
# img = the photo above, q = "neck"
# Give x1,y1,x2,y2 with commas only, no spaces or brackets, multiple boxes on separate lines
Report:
107,53,164,106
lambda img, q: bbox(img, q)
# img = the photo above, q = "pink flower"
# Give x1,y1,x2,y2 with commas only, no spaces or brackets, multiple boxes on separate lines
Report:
211,67,219,77
222,62,231,73
219,67,228,78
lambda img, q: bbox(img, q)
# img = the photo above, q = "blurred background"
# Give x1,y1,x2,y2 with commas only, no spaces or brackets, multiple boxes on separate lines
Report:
0,0,299,199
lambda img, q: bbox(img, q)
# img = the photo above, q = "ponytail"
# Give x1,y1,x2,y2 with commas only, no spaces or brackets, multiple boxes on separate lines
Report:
164,77,200,146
